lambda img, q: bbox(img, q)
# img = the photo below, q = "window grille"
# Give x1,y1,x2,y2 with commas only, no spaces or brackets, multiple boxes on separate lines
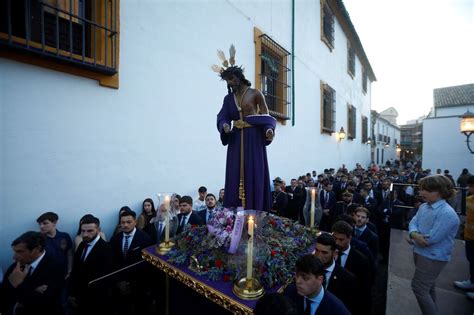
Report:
0,0,118,75
347,43,355,77
258,34,291,121
321,83,336,133
362,68,368,93
347,104,356,139
362,115,368,143
322,1,334,48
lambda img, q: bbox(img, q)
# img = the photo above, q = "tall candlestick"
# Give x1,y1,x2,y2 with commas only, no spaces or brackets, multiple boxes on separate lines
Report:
164,195,171,243
246,216,254,280
310,188,316,228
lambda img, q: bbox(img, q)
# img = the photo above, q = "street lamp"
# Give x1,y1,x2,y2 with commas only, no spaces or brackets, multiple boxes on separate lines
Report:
460,110,474,154
366,137,372,145
396,144,401,153
384,142,390,148
337,127,346,142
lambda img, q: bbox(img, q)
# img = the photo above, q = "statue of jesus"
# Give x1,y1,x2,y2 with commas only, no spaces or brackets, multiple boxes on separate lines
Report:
214,46,276,212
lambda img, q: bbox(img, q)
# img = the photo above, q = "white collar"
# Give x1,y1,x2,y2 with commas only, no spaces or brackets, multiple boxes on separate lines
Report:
342,244,351,256
326,260,336,273
123,227,136,238
30,250,46,271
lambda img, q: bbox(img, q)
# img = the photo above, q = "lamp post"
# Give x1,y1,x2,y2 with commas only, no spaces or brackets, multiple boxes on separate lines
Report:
337,127,346,142
460,110,474,154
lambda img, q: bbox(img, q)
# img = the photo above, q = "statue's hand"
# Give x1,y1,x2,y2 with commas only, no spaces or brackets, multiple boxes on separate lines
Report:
223,124,231,134
266,129,274,141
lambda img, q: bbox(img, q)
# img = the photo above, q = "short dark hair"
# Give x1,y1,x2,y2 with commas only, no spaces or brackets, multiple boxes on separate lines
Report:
198,186,207,193
418,175,455,199
120,209,137,219
354,206,370,218
295,254,325,277
254,293,297,315
467,175,474,186
12,231,46,251
205,193,216,200
331,220,353,237
36,212,58,223
180,195,193,205
316,233,337,251
335,213,356,225
81,215,100,227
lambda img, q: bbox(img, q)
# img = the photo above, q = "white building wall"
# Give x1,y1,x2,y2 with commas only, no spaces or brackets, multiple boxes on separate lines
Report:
423,115,474,178
0,0,373,269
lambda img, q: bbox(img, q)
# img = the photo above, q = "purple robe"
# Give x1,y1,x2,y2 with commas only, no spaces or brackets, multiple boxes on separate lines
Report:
217,93,276,212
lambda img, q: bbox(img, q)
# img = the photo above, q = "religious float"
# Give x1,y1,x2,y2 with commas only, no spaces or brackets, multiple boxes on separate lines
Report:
142,206,318,314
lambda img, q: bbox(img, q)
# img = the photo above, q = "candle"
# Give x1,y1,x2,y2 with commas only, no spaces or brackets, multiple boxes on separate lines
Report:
310,188,316,228
246,216,254,280
164,195,171,243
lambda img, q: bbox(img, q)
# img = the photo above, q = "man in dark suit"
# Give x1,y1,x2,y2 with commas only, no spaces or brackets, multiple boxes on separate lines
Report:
197,193,219,224
315,233,359,314
352,207,379,262
155,203,178,243
332,221,373,315
109,209,154,315
359,187,377,217
319,181,337,232
0,231,64,315
285,178,304,221
68,216,113,315
176,195,203,234
284,255,350,315
272,178,288,217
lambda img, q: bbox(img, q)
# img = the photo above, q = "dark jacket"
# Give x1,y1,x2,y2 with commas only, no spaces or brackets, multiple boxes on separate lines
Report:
285,283,350,315
0,253,64,315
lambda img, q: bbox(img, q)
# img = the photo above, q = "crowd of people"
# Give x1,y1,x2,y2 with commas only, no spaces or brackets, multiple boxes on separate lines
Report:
0,162,472,315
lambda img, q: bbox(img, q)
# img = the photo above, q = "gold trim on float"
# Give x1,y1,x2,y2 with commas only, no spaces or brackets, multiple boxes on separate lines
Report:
142,249,254,315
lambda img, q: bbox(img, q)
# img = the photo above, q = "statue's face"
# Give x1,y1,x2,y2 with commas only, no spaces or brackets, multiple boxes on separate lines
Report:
225,74,240,92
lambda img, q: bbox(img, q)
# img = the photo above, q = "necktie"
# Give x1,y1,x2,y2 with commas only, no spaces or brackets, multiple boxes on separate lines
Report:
336,253,343,266
323,270,329,289
81,244,90,261
27,266,34,277
180,216,186,229
123,235,131,258
355,229,362,237
304,298,313,315
207,211,213,223
158,222,164,236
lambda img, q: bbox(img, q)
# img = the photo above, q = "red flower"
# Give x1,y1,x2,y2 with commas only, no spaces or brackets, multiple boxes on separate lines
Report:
270,219,276,226
215,259,223,268
223,275,230,282
271,250,277,257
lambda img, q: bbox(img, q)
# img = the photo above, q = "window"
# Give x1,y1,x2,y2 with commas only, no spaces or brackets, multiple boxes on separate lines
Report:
320,82,336,134
347,104,356,139
362,115,368,143
362,68,368,94
0,0,119,88
254,28,291,123
320,0,334,50
347,42,355,77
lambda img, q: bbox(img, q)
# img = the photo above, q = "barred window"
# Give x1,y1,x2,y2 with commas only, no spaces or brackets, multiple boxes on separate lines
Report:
362,68,368,93
321,82,336,134
255,29,291,122
347,42,355,77
321,0,334,50
0,0,119,87
347,104,356,139
362,115,368,143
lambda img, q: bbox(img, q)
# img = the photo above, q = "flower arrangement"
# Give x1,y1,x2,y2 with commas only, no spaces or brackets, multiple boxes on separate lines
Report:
166,209,317,287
